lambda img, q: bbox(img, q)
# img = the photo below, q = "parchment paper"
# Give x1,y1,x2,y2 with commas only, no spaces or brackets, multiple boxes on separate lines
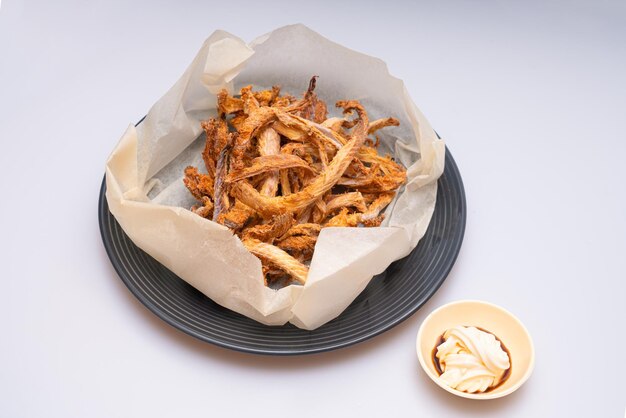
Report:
105,24,445,330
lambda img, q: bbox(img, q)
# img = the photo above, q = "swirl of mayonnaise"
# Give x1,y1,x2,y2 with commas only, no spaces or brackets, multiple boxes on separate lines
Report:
436,326,511,393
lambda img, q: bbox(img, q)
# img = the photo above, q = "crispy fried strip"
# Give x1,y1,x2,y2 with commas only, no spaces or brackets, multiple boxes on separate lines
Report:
323,208,387,227
276,235,317,255
302,76,317,103
241,213,295,242
226,154,315,183
271,78,318,115
257,127,281,197
217,201,255,230
348,173,406,193
338,163,380,187
272,120,307,141
214,118,230,159
321,117,346,132
344,158,369,177
273,121,328,167
231,107,278,170
309,120,346,148
213,142,232,220
279,223,322,240
324,208,362,227
321,193,394,229
272,95,293,108
367,117,400,134
300,95,327,123
340,157,406,192
241,85,260,114
279,169,292,196
323,193,393,227
200,119,217,176
262,263,291,286
287,171,299,194
275,112,342,155
243,239,308,285
257,127,280,158
230,103,369,217
325,192,367,215
363,215,385,227
200,117,230,178
217,89,243,115
311,198,327,223
183,166,214,200
363,192,395,220
336,100,362,129
218,86,283,116
357,146,404,170
298,77,328,123
190,196,214,219
281,142,317,164
255,86,281,106
295,205,312,224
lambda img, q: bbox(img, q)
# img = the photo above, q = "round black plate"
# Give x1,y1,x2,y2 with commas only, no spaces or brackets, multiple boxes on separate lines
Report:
99,147,466,355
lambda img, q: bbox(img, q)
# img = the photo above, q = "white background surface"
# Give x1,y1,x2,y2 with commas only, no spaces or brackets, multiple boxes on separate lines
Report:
1,1,624,417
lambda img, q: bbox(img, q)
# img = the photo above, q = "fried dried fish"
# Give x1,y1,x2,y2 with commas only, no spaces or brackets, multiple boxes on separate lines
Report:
217,201,255,230
184,78,407,287
230,102,369,217
201,118,230,177
243,239,309,285
324,192,367,215
368,117,400,135
297,76,328,123
324,208,362,227
276,235,317,256
226,154,315,183
363,192,395,220
241,213,295,242
257,127,281,197
217,89,243,115
213,142,232,220
231,106,278,170
191,196,214,219
279,222,321,240
183,166,214,200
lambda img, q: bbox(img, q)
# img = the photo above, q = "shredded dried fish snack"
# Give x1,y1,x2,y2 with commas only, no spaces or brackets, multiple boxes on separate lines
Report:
105,25,447,330
183,77,407,286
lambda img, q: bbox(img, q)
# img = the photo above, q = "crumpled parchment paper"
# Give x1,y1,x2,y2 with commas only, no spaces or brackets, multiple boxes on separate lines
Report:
105,24,445,330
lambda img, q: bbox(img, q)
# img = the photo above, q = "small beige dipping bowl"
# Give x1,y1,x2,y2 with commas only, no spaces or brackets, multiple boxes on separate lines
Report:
417,300,535,400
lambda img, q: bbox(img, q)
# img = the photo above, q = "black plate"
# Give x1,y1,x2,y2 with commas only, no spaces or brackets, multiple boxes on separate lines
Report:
99,147,465,355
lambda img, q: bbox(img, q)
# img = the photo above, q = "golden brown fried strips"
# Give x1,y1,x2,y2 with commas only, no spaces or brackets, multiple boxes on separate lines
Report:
368,117,400,134
212,142,232,220
257,127,281,197
363,192,395,219
280,223,322,239
217,201,254,230
276,235,317,256
241,213,295,242
191,196,214,219
231,106,278,170
184,79,406,286
230,102,369,217
325,192,367,215
226,154,315,183
201,117,230,176
217,90,243,115
324,208,362,227
183,166,214,200
242,239,308,285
